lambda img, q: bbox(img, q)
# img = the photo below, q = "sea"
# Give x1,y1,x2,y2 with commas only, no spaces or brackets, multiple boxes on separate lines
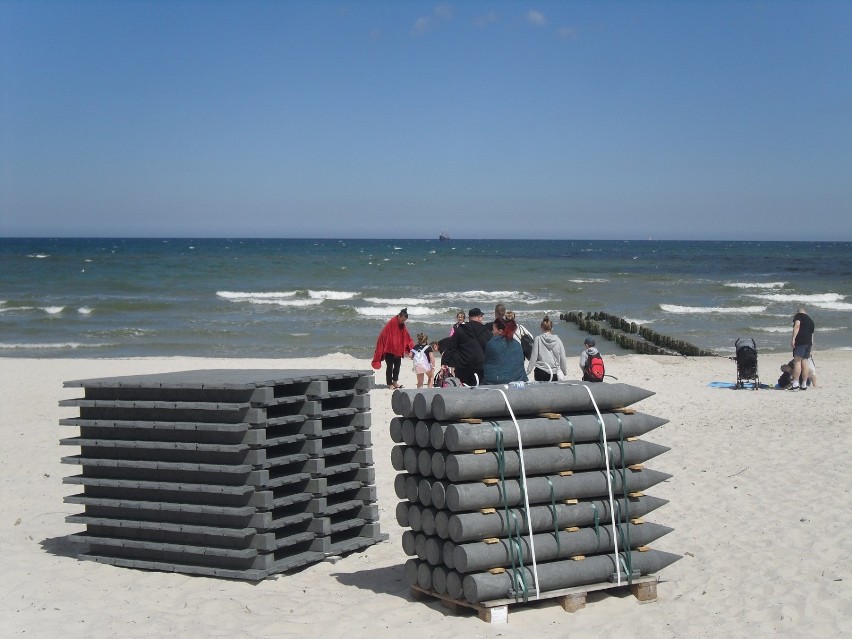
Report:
1,237,850,360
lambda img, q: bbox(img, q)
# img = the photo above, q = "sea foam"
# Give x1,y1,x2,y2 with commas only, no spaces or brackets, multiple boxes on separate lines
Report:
217,291,298,300
355,305,441,318
661,304,767,314
747,293,844,303
0,342,108,350
725,281,786,289
810,301,852,311
308,290,358,300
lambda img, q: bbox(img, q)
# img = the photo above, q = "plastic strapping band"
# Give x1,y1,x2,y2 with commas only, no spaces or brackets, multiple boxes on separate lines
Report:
571,383,622,586
545,476,559,553
562,416,576,464
590,501,600,542
492,420,527,602
476,387,540,599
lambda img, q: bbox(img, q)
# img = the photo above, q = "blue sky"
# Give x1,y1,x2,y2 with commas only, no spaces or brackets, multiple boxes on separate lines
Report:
1,0,850,241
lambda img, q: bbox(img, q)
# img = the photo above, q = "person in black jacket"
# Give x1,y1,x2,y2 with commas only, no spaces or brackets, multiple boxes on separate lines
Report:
447,307,492,386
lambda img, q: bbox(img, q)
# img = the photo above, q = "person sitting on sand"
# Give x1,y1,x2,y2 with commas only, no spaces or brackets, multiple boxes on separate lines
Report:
483,317,528,385
777,361,794,389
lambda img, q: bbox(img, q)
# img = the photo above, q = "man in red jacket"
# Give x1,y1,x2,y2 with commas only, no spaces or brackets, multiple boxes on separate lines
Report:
372,308,414,389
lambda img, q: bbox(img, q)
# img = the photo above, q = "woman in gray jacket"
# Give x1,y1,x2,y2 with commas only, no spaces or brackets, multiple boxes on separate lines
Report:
527,315,569,381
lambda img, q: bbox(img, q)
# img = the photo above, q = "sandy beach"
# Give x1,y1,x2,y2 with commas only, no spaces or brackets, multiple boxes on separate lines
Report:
1,351,850,638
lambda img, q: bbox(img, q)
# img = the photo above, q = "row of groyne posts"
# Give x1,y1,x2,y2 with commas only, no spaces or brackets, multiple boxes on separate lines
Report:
560,311,716,357
390,380,680,622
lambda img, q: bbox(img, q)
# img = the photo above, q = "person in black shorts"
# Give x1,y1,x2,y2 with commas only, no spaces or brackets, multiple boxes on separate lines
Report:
788,306,815,391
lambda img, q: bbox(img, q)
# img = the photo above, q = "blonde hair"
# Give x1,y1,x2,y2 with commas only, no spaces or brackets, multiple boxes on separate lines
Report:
541,315,553,331
416,332,428,344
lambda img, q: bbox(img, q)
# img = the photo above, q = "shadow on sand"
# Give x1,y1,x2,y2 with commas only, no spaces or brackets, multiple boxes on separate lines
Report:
40,534,83,559
331,562,409,599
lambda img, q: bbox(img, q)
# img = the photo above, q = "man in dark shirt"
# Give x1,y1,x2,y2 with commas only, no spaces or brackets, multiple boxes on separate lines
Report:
449,307,492,386
788,306,815,391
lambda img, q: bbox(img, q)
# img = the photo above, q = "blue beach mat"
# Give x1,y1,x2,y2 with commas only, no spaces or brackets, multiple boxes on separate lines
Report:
708,381,773,390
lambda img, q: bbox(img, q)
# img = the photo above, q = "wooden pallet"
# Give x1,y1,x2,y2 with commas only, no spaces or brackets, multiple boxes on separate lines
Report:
410,575,659,624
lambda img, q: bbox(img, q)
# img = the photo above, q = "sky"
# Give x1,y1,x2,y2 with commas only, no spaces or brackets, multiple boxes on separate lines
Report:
1,0,850,241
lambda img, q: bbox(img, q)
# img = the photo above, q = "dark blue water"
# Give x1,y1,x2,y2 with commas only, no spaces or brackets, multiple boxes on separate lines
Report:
1,238,849,358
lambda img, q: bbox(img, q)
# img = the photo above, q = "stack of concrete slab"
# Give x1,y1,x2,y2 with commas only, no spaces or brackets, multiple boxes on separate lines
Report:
59,369,385,580
390,381,680,605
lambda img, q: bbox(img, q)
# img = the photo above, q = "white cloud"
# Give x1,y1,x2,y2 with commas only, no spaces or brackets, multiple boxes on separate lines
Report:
526,10,546,26
473,12,498,28
413,4,453,36
413,16,434,35
434,3,453,20
558,26,577,40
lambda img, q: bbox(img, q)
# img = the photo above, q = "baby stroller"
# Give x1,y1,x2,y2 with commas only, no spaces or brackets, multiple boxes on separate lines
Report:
732,338,759,390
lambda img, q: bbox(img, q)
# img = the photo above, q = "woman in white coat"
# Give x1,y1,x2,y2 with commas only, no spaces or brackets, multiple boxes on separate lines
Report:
526,315,569,381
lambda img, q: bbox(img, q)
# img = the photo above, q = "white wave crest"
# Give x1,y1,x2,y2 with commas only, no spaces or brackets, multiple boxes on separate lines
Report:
355,305,439,318
43,306,65,314
810,301,852,311
217,291,299,300
660,304,767,314
568,279,609,284
455,290,521,298
0,342,108,349
363,297,426,306
751,326,790,333
78,307,93,315
0,305,35,313
251,298,323,307
747,293,844,303
431,291,552,304
307,290,358,300
725,281,786,289
620,316,652,326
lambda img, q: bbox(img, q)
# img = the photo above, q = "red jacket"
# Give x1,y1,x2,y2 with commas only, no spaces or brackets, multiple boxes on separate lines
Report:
372,317,414,369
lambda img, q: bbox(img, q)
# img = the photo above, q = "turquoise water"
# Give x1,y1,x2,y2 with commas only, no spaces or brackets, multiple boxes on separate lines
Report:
1,238,849,358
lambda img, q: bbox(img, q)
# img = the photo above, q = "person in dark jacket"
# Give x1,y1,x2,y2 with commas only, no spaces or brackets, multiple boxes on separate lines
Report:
788,306,815,391
448,307,492,386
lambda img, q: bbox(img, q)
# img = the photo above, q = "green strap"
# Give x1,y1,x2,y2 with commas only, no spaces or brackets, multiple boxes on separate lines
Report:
545,476,560,553
561,416,576,464
492,421,527,602
590,501,600,542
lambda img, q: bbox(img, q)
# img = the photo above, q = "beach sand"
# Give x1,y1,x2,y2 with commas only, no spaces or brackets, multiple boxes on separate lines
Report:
2,352,850,638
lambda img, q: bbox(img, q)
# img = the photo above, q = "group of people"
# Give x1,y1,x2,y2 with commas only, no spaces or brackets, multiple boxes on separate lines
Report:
371,303,604,389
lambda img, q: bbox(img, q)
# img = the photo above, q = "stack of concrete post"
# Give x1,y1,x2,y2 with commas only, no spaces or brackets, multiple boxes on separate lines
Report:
59,369,385,580
390,381,680,605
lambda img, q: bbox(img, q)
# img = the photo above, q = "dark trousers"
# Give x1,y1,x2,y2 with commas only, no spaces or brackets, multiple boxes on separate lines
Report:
533,367,557,382
384,353,402,385
454,366,483,387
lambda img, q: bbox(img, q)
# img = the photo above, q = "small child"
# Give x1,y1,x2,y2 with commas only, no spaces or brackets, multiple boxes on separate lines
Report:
801,354,817,389
411,333,436,388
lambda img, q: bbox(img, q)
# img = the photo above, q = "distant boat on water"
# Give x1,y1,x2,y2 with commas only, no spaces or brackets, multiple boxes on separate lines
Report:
439,231,451,241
